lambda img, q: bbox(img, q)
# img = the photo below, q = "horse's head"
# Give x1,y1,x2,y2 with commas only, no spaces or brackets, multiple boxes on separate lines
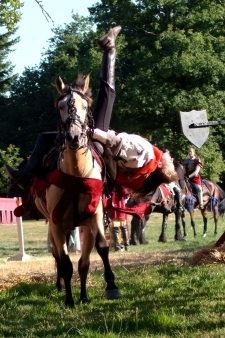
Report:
55,74,93,150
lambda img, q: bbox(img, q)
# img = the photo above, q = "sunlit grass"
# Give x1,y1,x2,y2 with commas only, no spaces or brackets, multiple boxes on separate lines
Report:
0,212,225,337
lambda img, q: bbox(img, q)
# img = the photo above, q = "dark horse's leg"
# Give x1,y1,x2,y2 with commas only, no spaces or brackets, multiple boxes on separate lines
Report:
158,213,169,243
181,211,187,237
174,210,185,241
95,232,121,300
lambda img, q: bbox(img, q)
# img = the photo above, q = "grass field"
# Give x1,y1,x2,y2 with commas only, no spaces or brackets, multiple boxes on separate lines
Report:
0,211,225,337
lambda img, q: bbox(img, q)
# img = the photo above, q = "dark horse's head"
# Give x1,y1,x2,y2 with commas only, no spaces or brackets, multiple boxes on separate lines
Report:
55,74,94,150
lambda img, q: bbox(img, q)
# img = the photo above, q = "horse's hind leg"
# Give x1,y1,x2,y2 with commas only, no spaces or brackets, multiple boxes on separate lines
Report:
202,210,208,237
95,232,121,300
214,206,219,235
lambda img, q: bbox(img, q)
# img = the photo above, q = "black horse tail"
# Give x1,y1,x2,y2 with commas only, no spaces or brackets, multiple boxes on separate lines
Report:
218,198,225,216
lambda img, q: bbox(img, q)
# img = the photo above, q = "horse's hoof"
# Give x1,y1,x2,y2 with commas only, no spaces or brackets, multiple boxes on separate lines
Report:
65,299,75,308
80,298,90,304
158,237,167,243
203,234,207,238
105,289,121,300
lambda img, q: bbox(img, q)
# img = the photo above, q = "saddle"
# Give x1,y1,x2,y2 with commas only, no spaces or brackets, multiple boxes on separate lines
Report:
185,179,213,212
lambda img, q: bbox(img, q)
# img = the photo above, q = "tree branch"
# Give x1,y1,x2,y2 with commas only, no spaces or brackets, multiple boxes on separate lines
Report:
34,0,54,24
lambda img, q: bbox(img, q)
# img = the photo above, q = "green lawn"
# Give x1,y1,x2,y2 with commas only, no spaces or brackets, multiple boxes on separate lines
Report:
0,211,225,337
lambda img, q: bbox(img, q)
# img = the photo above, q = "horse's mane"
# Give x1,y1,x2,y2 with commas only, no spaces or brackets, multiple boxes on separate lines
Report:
74,73,93,101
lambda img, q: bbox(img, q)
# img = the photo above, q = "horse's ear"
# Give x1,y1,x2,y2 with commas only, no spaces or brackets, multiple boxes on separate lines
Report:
55,75,66,94
83,74,90,94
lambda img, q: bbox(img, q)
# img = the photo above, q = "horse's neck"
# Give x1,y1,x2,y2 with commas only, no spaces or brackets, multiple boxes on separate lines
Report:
60,147,94,177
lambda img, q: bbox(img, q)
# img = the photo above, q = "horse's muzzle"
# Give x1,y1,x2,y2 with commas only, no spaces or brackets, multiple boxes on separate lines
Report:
66,133,80,150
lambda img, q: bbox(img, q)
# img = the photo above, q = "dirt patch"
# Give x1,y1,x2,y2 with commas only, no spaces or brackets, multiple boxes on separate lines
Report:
0,251,189,290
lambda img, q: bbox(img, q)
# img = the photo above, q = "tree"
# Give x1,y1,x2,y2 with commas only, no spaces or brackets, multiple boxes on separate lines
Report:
2,2,225,190
0,144,23,195
88,0,225,180
0,15,98,158
0,0,23,93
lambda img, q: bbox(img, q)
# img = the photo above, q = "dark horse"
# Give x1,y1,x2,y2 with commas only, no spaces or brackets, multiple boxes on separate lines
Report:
34,74,120,307
142,182,185,243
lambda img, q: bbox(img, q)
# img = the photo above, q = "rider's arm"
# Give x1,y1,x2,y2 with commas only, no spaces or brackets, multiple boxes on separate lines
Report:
188,165,201,178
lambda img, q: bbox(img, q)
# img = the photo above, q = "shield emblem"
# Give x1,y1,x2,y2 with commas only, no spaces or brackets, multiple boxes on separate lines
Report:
180,110,209,148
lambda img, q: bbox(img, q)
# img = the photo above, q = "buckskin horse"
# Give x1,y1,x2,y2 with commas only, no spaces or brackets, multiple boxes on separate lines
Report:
29,74,120,307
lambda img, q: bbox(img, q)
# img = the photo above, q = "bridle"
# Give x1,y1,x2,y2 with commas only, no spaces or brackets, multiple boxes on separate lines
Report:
57,86,94,152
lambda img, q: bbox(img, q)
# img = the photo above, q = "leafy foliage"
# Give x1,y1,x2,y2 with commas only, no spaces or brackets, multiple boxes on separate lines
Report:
0,144,23,194
1,1,225,192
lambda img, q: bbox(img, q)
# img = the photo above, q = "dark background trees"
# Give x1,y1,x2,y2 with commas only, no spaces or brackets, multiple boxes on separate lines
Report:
1,0,225,194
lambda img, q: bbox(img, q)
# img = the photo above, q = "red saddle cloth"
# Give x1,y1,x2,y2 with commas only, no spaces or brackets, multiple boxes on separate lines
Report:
159,184,173,198
14,169,103,224
14,169,155,223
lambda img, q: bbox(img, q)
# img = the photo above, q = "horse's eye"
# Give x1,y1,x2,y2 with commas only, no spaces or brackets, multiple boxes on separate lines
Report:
83,104,87,110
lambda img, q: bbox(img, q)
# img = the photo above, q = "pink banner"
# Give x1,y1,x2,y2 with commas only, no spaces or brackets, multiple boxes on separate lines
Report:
0,198,19,224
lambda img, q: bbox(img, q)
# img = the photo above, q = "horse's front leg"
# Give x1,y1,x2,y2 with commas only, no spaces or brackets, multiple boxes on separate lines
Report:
174,210,185,241
158,213,168,243
201,209,208,237
95,231,121,300
189,212,197,237
181,212,187,237
50,221,74,307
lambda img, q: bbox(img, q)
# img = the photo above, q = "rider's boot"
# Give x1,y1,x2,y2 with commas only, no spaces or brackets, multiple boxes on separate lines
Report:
121,225,130,251
93,25,122,154
97,25,122,90
173,186,185,213
111,226,124,252
5,133,51,190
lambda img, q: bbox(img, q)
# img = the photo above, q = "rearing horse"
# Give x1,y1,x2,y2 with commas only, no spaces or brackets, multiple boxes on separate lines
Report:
34,74,120,307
